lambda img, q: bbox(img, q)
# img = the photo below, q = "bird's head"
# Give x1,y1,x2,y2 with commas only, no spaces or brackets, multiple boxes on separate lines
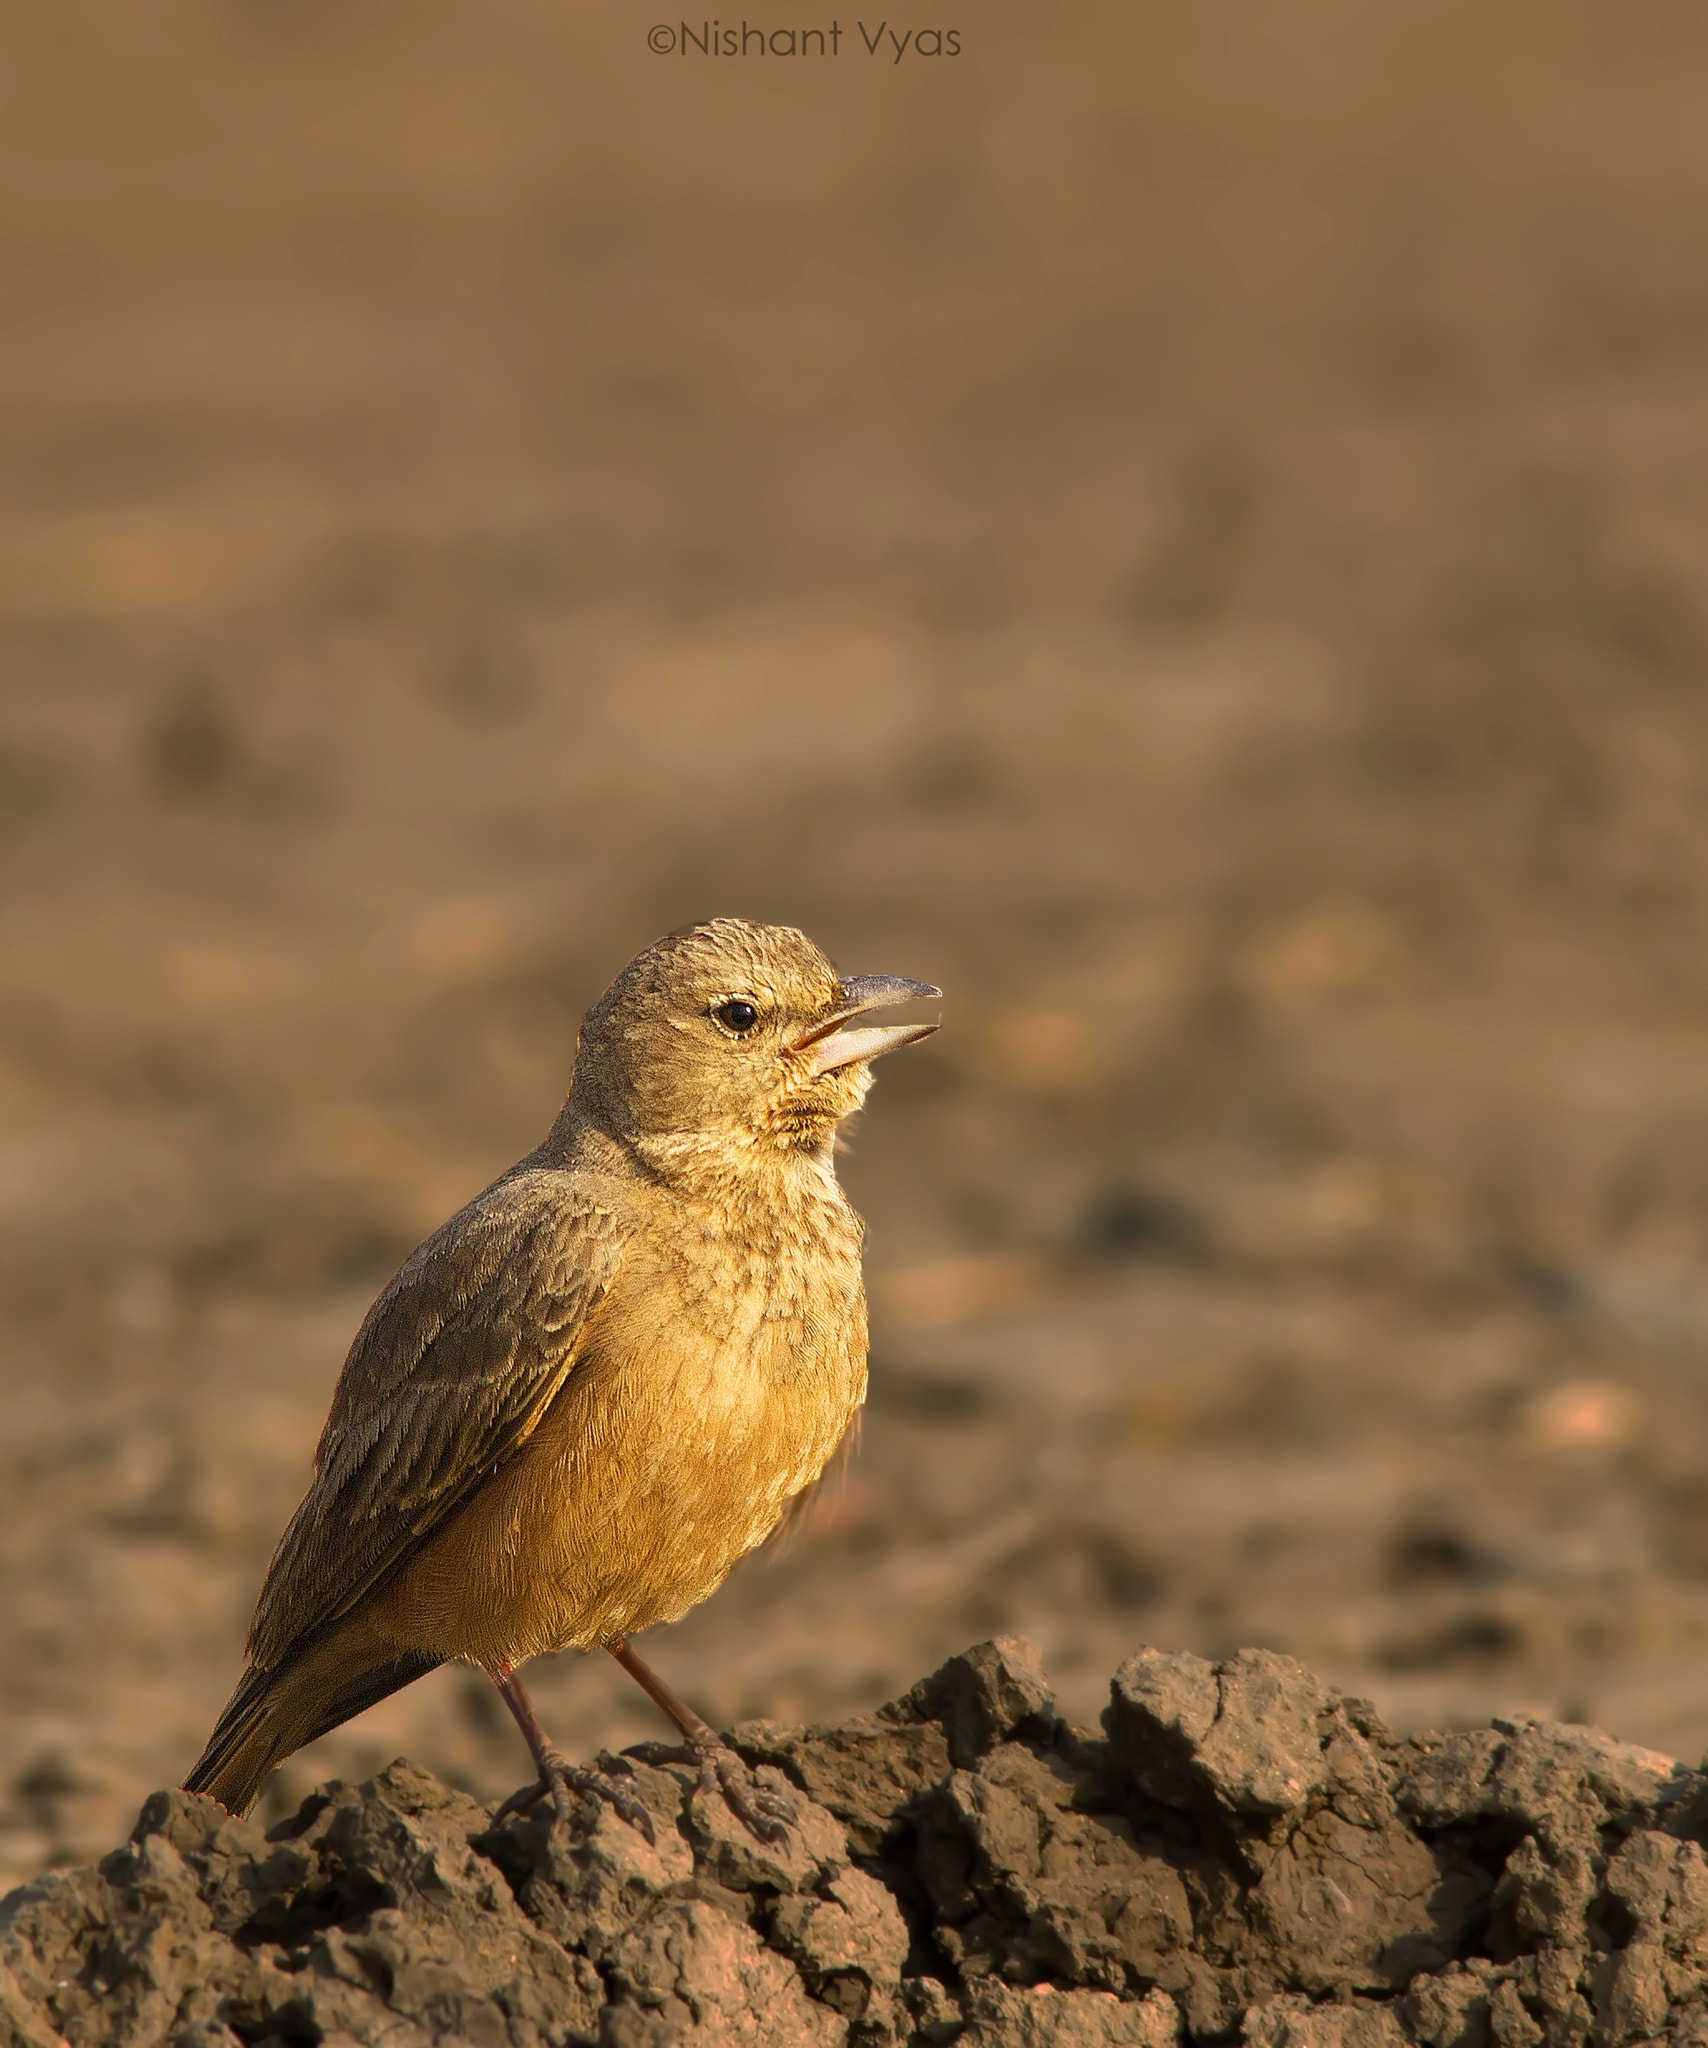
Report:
570,918,939,1177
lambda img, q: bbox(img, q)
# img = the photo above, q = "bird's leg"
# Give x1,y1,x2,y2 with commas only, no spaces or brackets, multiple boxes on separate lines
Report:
490,1664,655,1841
607,1639,796,1845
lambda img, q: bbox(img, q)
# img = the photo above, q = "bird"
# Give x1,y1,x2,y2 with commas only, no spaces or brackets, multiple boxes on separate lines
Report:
183,917,939,1840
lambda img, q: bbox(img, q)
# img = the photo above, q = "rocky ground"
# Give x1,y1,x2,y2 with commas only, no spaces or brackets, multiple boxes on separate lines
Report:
6,1637,1708,2048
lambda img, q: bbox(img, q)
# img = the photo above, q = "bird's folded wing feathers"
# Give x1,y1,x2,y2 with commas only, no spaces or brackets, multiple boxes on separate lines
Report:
245,1174,630,1669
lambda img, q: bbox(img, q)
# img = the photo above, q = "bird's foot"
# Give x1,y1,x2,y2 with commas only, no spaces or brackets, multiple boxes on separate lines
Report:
496,1750,656,1843
690,1738,797,1846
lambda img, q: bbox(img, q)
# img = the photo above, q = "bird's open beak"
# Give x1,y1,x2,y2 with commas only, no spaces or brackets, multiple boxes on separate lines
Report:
794,974,942,1076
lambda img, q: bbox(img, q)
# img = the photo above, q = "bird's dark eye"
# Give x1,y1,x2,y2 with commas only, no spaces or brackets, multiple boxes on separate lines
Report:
712,997,761,1036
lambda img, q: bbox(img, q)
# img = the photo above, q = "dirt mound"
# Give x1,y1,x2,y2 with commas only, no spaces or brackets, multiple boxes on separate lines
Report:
5,1637,1707,2047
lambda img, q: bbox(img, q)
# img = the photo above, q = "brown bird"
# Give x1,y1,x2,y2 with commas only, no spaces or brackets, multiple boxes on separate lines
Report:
184,918,938,1837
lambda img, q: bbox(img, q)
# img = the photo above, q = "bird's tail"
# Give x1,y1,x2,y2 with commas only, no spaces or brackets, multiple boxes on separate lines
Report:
184,1633,444,1817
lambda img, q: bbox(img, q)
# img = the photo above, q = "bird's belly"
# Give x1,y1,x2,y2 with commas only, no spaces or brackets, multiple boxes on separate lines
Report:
382,1317,864,1668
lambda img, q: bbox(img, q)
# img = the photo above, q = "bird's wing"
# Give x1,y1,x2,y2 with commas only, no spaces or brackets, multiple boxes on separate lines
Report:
245,1171,630,1669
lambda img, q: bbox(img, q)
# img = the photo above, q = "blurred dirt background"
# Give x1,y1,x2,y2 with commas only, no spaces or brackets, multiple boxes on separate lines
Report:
6,0,1708,1892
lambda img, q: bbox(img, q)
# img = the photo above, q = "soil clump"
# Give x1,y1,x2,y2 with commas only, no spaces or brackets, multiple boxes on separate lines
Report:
6,1637,1707,2048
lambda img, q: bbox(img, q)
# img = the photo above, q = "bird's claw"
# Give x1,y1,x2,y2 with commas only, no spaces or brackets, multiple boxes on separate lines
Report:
494,1776,549,1822
693,1739,797,1846
496,1753,656,1843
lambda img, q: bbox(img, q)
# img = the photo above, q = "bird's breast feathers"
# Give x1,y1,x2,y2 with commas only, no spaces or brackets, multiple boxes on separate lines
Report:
599,1178,869,1421
401,1186,871,1661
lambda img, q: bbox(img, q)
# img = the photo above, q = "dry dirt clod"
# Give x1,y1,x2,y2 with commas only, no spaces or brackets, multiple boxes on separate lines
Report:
6,1639,1708,2045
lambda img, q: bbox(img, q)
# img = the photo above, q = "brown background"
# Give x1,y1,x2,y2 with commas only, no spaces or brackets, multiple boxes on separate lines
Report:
6,0,1708,1887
